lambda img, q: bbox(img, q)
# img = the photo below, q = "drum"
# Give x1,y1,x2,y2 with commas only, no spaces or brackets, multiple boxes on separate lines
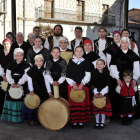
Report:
1,81,8,91
24,94,40,109
93,97,106,109
69,89,86,103
38,86,70,131
9,86,24,99
60,51,73,64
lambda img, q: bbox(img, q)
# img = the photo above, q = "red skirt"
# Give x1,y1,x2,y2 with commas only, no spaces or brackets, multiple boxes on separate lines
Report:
92,94,112,116
68,84,91,123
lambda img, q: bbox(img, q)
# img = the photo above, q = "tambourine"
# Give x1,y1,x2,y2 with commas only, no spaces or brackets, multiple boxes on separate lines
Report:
70,89,86,103
93,97,106,109
1,81,8,91
24,94,40,109
9,86,24,99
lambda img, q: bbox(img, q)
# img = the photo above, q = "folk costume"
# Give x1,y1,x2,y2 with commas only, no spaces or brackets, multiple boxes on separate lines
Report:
0,39,14,114
1,48,30,122
103,31,121,119
69,37,89,53
110,42,140,119
44,36,62,52
91,68,112,127
66,58,91,124
22,63,51,122
26,45,50,65
93,37,113,63
45,56,68,99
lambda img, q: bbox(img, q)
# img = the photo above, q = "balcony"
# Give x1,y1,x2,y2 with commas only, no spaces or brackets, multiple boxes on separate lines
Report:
35,6,116,26
0,0,7,16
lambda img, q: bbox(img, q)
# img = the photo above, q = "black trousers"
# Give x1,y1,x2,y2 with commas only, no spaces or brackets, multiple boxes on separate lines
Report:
120,96,135,116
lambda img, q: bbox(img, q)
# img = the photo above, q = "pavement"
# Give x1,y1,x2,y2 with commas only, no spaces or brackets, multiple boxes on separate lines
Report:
0,116,140,140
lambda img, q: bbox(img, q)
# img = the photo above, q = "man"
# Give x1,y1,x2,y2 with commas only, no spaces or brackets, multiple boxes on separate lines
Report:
69,27,88,52
93,27,113,63
121,29,139,56
44,25,63,52
33,26,45,46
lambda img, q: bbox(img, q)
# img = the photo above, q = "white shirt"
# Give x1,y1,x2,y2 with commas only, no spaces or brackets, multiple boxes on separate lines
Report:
68,39,81,50
28,71,52,93
93,86,109,96
33,45,43,53
66,57,91,86
6,67,30,85
44,36,61,49
98,38,106,63
18,42,23,47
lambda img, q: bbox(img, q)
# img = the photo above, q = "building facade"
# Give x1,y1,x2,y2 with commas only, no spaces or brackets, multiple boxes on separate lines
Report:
0,0,124,43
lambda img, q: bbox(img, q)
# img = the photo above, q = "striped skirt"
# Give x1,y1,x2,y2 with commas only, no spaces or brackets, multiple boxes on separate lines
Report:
92,94,112,116
1,96,24,123
68,84,91,124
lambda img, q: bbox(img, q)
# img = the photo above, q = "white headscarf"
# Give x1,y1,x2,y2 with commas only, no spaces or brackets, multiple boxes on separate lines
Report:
34,54,44,61
14,48,24,55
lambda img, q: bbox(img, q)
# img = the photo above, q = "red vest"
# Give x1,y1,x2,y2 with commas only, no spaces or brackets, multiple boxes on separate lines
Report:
120,81,135,97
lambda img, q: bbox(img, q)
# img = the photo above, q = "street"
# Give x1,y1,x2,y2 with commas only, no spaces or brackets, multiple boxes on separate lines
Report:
0,116,140,140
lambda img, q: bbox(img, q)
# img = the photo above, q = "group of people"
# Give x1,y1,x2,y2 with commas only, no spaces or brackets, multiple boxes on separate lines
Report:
0,24,140,130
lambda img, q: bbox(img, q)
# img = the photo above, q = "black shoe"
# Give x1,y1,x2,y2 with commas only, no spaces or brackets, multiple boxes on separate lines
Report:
122,117,127,126
99,123,105,129
72,124,78,129
94,123,100,129
78,123,83,129
127,117,132,125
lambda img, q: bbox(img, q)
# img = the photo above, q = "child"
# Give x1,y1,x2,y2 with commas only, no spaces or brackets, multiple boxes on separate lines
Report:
23,54,52,125
0,39,14,114
116,70,137,125
1,48,30,122
91,59,112,129
45,47,67,99
26,36,50,66
83,39,100,70
59,36,72,52
66,46,91,129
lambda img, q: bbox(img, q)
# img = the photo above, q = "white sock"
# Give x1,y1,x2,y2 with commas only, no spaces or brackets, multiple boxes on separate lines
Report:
73,123,77,125
79,122,83,125
101,114,106,124
128,115,133,118
95,114,100,123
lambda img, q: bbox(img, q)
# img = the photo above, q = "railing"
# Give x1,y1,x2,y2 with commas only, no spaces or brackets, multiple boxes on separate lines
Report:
35,6,116,25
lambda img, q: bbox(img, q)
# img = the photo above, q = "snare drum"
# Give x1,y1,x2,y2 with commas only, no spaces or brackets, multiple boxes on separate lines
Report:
9,86,24,99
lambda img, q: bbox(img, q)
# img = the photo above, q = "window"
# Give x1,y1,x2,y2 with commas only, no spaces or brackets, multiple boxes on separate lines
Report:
102,4,109,23
44,0,54,18
77,0,85,21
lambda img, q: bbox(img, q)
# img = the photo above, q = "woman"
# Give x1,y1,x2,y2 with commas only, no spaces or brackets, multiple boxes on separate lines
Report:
12,32,29,59
0,39,14,114
27,33,35,48
26,36,50,66
110,37,140,119
103,30,121,119
6,32,14,43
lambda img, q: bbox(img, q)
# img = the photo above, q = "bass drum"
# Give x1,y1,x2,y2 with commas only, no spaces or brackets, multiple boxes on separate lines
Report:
38,97,70,131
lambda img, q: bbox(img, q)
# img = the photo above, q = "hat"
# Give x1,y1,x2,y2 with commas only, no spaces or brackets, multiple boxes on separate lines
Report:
34,54,44,61
14,48,24,55
2,38,12,45
16,32,24,38
113,30,121,37
59,36,68,43
83,39,93,50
